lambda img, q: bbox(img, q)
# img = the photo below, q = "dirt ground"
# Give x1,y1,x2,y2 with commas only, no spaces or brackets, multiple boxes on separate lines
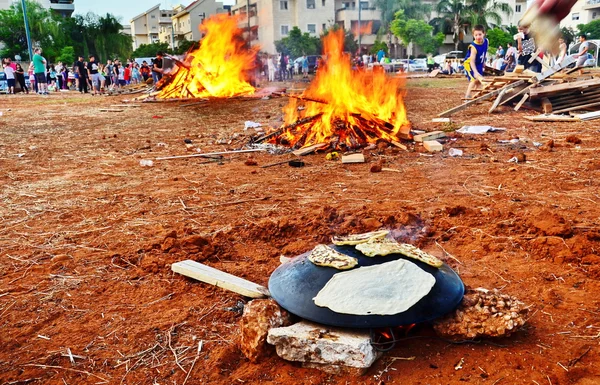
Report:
1,77,600,385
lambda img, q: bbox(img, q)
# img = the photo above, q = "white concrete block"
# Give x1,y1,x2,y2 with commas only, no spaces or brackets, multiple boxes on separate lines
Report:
266,321,379,369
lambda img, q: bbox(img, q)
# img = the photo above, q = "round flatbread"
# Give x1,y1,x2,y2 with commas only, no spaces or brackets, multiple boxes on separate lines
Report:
307,244,358,270
313,259,436,315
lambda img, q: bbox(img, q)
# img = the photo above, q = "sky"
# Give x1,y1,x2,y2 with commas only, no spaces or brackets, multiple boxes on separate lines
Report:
73,0,234,25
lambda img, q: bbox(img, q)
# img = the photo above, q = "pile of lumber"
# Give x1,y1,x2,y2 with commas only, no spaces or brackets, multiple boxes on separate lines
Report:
437,56,600,121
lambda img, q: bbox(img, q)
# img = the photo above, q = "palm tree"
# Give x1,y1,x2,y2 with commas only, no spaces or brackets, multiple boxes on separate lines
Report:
430,0,468,51
375,0,432,29
466,0,513,30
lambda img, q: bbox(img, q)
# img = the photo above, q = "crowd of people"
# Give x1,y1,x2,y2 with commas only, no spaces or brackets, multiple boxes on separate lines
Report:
2,48,167,95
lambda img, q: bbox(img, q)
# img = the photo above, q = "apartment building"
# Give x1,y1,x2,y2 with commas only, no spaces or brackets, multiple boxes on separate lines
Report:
170,0,228,48
560,0,600,30
231,0,339,54
130,5,176,50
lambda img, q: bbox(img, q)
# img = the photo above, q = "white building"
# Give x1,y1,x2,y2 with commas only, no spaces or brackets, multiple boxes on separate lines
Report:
560,0,600,30
0,0,74,17
130,4,176,50
231,0,340,54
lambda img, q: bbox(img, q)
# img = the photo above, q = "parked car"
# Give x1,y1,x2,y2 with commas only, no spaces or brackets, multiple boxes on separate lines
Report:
0,71,6,93
566,53,596,68
408,58,428,72
433,51,463,65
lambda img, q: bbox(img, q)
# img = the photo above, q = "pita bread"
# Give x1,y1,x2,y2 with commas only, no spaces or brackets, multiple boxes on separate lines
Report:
313,259,436,315
307,244,358,270
356,239,443,268
331,230,389,245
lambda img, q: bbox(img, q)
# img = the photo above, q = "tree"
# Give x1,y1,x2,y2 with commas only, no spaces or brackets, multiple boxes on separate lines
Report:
374,0,432,28
0,0,60,60
430,0,469,51
370,40,389,55
391,11,444,55
132,42,171,58
275,27,320,57
578,20,600,40
486,28,512,49
466,0,513,30
56,46,75,64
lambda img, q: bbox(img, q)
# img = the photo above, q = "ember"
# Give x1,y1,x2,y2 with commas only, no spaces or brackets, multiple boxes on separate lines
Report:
157,14,258,99
272,29,410,150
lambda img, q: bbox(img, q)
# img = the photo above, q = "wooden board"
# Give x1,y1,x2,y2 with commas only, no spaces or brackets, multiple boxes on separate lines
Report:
292,143,328,156
524,114,581,122
576,110,600,121
514,93,530,111
438,80,526,117
541,98,552,114
429,69,441,77
554,100,600,114
535,56,576,83
172,260,270,298
99,109,124,112
529,78,600,98
341,153,365,163
414,130,446,142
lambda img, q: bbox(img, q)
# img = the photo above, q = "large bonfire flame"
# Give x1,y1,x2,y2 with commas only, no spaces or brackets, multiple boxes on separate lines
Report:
273,29,410,150
158,14,258,99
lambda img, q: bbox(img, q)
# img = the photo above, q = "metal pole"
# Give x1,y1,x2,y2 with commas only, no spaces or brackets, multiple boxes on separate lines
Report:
357,2,361,54
21,0,33,61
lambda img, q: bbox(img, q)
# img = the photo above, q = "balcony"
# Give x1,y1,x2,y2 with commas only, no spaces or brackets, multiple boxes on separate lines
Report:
335,7,381,24
583,0,600,9
236,15,258,29
49,2,74,17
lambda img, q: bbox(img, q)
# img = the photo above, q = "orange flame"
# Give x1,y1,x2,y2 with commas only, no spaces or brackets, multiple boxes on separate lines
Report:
352,21,373,37
158,14,258,99
277,29,409,149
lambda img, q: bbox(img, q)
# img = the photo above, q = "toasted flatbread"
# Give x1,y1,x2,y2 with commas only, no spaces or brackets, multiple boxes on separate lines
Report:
313,259,436,315
331,230,389,246
356,239,443,268
308,244,358,270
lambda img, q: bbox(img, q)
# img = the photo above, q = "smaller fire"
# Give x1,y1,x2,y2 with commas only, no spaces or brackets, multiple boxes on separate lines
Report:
271,29,411,150
157,14,258,99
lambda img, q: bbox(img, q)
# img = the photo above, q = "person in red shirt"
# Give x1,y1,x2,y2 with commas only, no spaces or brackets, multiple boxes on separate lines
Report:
124,64,131,85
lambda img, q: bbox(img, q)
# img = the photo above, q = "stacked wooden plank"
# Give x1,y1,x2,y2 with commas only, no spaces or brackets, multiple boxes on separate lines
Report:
525,78,600,120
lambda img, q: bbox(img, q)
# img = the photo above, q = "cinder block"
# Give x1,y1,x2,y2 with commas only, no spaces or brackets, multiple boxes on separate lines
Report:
423,140,443,152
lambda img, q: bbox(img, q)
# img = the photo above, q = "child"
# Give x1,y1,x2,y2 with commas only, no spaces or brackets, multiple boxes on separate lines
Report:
463,24,489,99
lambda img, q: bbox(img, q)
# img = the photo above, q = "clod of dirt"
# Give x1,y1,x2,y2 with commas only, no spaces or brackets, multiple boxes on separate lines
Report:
565,135,582,144
582,254,600,264
539,140,554,151
433,288,529,340
360,218,382,231
244,158,258,166
239,299,292,363
370,161,383,173
528,210,572,237
515,153,527,162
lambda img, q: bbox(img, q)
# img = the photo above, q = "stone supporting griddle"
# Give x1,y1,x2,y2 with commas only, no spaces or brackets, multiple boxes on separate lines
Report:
267,321,380,375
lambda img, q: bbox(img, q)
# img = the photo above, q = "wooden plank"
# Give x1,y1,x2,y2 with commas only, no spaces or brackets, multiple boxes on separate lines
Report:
514,65,525,73
172,260,270,298
414,130,446,142
552,94,600,109
390,140,408,151
110,104,141,108
292,143,328,156
488,89,507,113
341,153,365,163
529,78,600,98
535,56,576,83
99,108,124,112
429,69,441,77
549,88,600,104
498,83,533,106
514,93,530,111
541,98,552,114
576,110,600,121
438,79,526,117
524,114,581,122
554,100,600,114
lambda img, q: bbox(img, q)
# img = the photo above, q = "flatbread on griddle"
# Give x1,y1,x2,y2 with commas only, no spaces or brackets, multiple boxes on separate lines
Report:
355,239,443,268
308,244,358,270
331,230,389,245
313,259,436,315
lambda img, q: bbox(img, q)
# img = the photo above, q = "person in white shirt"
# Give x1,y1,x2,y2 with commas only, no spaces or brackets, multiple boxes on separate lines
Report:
267,55,275,82
575,34,590,68
3,61,15,94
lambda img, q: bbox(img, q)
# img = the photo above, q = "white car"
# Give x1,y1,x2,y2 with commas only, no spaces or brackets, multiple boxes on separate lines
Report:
408,59,428,72
567,53,596,67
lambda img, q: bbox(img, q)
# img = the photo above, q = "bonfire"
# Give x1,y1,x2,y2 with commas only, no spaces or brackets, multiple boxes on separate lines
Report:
271,29,411,150
157,14,258,99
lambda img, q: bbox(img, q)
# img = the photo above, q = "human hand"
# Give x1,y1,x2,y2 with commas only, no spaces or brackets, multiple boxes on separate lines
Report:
536,0,578,21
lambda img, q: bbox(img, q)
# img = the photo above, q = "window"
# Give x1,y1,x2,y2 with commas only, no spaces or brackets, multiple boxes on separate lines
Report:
151,15,156,18
572,12,580,20
322,23,326,30
307,24,316,33
515,4,521,12
281,25,289,35
307,0,315,8
161,13,166,17
280,0,288,10
359,1,368,9
594,11,598,19
322,0,325,5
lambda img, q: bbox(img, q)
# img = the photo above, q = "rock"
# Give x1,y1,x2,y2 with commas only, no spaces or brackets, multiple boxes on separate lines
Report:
267,321,380,372
239,299,292,363
515,152,527,162
360,218,382,231
565,135,582,144
433,288,529,340
370,164,382,173
539,140,554,151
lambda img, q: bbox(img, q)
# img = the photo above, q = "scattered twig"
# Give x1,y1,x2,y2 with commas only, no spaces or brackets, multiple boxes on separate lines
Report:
568,346,592,367
182,340,203,385
167,324,188,374
203,196,271,208
435,241,463,265
22,364,109,383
